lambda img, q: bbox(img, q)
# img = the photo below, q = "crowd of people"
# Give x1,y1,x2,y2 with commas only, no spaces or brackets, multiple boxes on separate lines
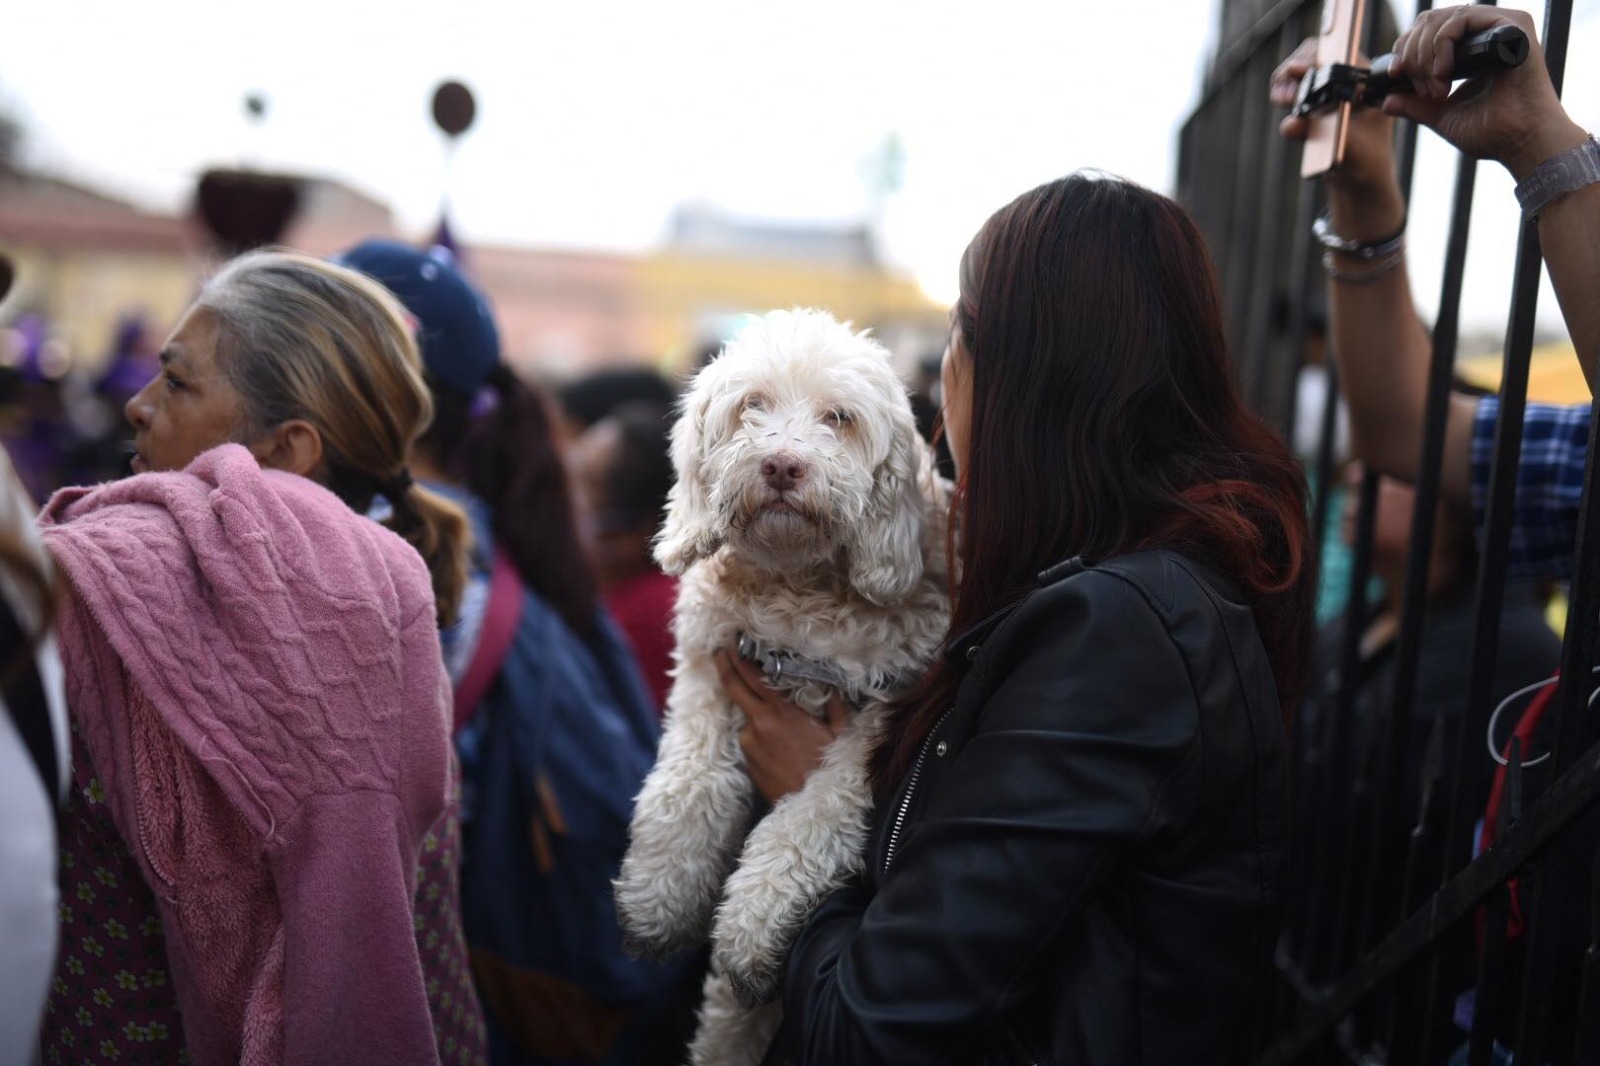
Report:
0,4,1595,1064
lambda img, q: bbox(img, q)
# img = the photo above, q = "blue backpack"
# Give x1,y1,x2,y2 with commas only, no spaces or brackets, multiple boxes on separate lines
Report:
455,548,685,1064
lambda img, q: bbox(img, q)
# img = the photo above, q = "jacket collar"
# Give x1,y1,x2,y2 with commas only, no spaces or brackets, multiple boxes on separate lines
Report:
944,555,1090,669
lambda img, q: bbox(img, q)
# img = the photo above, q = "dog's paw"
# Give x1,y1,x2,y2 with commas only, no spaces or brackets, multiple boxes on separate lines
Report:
714,939,782,1009
689,974,785,1066
724,963,780,1010
616,902,708,960
621,927,682,962
614,882,710,960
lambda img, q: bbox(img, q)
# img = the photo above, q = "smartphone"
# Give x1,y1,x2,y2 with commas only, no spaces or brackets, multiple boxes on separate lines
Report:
1301,0,1366,177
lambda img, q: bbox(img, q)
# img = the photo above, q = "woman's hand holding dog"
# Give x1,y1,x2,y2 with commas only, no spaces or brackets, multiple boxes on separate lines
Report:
716,650,851,805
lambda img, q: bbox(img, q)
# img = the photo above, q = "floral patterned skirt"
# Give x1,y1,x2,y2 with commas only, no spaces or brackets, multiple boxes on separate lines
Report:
43,720,488,1064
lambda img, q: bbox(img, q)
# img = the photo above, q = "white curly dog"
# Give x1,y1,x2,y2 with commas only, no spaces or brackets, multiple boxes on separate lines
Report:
615,308,951,1065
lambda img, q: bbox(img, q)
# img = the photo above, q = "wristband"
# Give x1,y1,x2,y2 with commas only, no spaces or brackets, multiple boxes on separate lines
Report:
1515,135,1600,220
1313,211,1407,260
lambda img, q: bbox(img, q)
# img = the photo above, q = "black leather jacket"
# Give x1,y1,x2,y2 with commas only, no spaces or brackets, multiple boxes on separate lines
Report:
772,550,1290,1065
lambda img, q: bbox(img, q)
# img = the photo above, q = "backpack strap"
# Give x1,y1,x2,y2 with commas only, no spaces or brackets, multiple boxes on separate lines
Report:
0,593,59,832
454,548,526,732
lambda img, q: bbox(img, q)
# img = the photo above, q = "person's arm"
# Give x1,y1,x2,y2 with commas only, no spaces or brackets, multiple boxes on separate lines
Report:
778,573,1204,1064
1270,43,1478,499
1523,167,1600,391
1383,4,1598,389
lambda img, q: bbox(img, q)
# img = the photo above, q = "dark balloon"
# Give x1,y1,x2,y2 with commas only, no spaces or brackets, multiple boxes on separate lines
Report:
431,81,476,137
195,169,301,255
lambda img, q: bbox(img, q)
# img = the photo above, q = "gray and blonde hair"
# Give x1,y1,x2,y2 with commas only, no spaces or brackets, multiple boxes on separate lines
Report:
197,249,470,627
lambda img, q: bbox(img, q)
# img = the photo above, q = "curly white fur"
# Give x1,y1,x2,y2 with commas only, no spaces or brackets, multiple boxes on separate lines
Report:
615,309,951,1065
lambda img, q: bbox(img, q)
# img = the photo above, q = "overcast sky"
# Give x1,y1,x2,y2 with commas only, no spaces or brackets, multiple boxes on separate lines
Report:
4,0,1597,339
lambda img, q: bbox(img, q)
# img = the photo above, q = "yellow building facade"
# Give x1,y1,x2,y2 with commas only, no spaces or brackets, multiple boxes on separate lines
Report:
636,251,946,373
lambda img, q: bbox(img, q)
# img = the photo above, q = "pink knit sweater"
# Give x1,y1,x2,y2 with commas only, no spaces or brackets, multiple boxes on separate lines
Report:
40,444,453,1066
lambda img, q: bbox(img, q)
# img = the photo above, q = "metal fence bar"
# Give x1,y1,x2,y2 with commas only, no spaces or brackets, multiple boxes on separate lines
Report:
1287,318,1355,983
1281,0,1403,997
1506,6,1587,1057
1468,739,1521,1066
1279,171,1328,975
1225,58,1273,368
1433,212,1543,920
1211,79,1246,297
1514,383,1597,1063
1358,129,1481,954
1467,880,1512,1066
1574,839,1600,1063
1393,0,1431,202
1549,423,1600,772
1367,5,1443,1049
1410,4,1577,1061
1202,0,1318,101
1275,183,1323,439
1186,3,1600,1061
1324,7,1426,1004
1188,84,1244,305
1241,29,1297,415
1258,728,1600,1065
1389,708,1449,1060
1312,466,1377,981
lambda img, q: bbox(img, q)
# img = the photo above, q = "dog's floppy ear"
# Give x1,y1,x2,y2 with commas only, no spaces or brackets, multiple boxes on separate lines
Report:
654,381,723,574
849,410,926,606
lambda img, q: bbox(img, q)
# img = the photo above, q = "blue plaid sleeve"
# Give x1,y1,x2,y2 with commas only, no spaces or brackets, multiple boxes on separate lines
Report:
1470,397,1593,581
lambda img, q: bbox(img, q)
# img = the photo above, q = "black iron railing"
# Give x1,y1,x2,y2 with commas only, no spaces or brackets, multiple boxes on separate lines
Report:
1179,1,1600,1062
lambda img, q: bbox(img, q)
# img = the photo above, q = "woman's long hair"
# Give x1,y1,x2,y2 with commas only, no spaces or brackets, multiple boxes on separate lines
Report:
423,366,601,639
876,173,1315,783
198,251,471,628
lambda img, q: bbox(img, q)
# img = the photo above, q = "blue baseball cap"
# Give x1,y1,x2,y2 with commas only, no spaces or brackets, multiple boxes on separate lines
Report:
335,239,501,399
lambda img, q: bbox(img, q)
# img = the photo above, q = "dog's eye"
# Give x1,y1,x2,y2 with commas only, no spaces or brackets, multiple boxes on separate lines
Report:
825,408,854,428
743,395,767,413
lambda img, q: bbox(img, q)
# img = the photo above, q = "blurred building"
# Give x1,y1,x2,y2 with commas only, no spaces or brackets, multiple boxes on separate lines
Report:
0,167,201,373
0,166,401,375
638,205,944,376
1459,340,1593,405
0,167,947,381
470,246,644,377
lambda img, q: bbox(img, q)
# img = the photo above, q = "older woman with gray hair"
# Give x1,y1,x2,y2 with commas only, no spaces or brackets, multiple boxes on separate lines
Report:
39,251,486,1066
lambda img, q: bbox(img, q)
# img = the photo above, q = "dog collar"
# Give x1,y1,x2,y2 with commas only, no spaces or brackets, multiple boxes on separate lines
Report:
736,634,913,700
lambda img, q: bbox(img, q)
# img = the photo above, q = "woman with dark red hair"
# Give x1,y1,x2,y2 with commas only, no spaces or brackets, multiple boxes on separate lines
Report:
719,173,1315,1065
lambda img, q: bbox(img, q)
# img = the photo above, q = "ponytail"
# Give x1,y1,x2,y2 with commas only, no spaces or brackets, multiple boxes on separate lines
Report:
382,472,471,630
461,365,600,637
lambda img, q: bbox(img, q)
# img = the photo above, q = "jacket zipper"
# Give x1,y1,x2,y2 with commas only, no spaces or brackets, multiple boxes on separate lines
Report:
883,706,953,874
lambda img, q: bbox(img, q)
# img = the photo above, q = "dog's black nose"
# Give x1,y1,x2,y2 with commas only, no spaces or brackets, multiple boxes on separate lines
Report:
761,451,807,491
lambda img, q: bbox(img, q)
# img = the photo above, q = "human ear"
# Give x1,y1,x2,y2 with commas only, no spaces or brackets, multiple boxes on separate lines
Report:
251,419,325,480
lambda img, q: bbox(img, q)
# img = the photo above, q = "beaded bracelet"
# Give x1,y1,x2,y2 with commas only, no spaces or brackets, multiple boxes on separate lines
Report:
1313,211,1407,261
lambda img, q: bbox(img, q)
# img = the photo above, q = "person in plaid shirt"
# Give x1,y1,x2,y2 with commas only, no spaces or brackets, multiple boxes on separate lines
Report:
1469,397,1588,580
1269,6,1596,580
